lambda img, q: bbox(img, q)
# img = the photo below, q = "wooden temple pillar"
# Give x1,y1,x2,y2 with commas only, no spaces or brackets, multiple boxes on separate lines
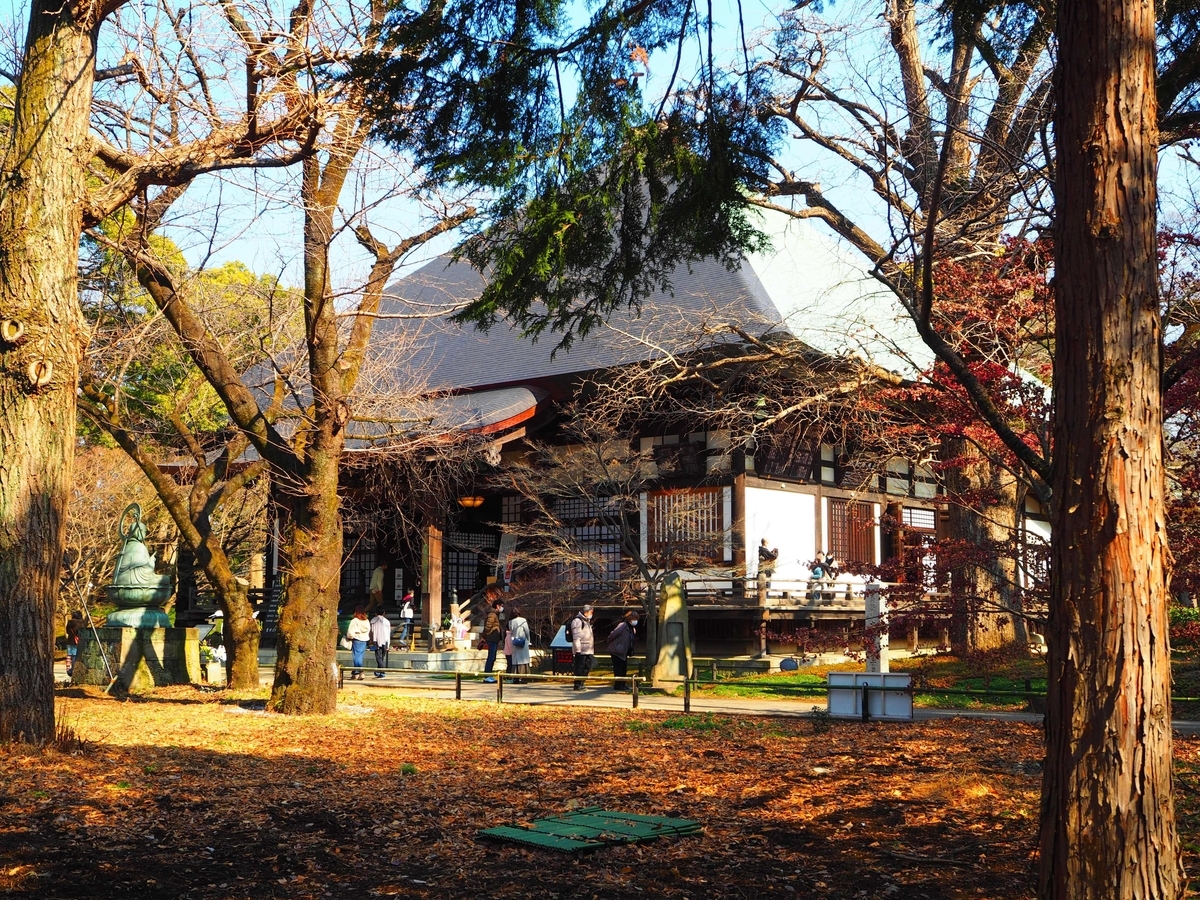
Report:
422,517,444,650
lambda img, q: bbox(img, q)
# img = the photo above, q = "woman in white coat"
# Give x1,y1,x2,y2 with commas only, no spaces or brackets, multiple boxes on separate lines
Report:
507,607,532,683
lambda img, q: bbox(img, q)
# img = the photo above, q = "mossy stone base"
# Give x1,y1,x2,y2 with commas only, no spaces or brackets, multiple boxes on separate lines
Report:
74,627,200,692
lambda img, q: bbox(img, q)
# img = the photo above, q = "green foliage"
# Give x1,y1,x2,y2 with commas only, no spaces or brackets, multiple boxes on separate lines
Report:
1171,605,1200,655
808,706,833,734
659,713,726,732
82,232,302,451
1170,605,1200,627
353,0,781,347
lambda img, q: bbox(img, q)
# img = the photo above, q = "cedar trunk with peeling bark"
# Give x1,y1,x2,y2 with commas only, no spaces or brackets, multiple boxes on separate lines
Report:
0,2,95,744
1042,0,1180,892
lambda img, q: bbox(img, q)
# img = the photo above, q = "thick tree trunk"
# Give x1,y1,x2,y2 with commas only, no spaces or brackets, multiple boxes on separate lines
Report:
944,441,1021,652
270,159,346,715
208,571,260,690
0,2,95,744
269,448,343,713
1042,0,1180,892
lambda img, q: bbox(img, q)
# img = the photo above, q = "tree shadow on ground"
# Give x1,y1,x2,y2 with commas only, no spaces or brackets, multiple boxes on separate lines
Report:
0,692,1064,899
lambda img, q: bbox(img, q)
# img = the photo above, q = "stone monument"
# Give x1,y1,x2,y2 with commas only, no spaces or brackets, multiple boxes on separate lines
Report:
73,504,200,690
653,572,693,685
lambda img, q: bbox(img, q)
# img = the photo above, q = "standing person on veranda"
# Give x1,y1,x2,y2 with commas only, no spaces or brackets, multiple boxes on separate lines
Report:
399,591,415,645
366,560,388,614
757,538,778,592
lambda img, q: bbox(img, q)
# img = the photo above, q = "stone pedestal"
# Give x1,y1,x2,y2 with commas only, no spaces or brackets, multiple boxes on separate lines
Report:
864,582,888,674
74,627,200,692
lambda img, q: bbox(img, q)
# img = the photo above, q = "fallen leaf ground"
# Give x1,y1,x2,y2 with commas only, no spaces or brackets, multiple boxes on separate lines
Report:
3,686,1198,899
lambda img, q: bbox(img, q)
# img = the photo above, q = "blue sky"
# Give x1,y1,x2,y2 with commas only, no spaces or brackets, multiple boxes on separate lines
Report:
1,0,1195,299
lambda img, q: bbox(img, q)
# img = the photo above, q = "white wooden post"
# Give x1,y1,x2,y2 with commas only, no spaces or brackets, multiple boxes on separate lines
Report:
865,581,888,674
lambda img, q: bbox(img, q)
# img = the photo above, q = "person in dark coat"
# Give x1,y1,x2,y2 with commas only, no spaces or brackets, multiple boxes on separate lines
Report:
606,610,638,691
757,538,779,591
481,591,504,683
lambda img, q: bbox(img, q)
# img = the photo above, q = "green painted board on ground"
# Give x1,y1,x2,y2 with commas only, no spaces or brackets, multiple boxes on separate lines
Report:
479,807,702,852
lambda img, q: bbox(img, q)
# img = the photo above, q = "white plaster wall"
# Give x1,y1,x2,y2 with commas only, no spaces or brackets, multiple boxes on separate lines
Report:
745,487,817,579
1020,517,1051,588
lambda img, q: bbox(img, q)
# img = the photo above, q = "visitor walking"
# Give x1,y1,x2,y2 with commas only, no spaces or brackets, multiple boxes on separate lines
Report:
568,604,596,691
606,610,638,691
370,608,391,678
346,607,371,680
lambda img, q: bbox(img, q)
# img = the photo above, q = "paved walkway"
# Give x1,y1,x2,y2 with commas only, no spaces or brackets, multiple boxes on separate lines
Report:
59,660,1200,735
254,665,1200,734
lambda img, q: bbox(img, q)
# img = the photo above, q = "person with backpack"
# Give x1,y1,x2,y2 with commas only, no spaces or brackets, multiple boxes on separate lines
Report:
507,606,531,683
568,604,596,691
606,610,638,692
808,556,827,602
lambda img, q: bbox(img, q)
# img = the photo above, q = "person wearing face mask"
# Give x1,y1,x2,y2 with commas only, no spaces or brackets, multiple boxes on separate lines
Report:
568,604,596,691
606,610,639,692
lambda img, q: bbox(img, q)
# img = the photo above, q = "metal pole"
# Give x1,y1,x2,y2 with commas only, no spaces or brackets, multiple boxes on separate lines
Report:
711,660,717,683
455,671,461,700
684,675,691,713
632,677,639,709
497,673,504,703
861,682,871,722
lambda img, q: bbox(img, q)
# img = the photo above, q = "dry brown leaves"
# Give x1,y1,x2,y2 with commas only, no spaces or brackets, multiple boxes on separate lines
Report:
0,685,1175,899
